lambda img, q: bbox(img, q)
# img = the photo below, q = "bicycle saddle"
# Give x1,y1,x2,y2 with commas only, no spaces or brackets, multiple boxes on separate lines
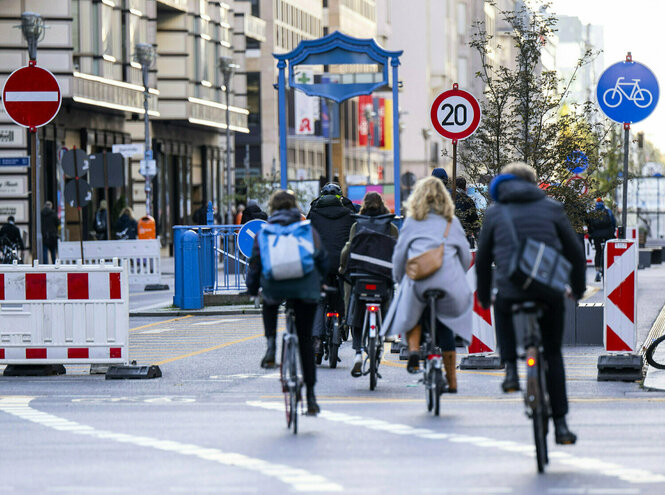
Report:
423,289,445,300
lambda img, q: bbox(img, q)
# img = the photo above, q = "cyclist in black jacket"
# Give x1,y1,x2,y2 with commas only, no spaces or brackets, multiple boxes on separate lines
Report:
475,162,586,446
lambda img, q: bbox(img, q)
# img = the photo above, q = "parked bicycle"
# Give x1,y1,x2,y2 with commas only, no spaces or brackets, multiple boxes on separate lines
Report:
513,301,550,473
421,290,447,416
280,302,302,434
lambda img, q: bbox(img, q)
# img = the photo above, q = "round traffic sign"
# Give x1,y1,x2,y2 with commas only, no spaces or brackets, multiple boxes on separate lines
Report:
596,60,659,124
430,88,481,140
238,219,267,258
566,150,589,174
64,179,92,208
2,65,62,129
566,175,589,195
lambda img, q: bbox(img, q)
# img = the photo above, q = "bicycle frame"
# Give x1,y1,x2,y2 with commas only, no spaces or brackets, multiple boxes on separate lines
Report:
613,77,642,100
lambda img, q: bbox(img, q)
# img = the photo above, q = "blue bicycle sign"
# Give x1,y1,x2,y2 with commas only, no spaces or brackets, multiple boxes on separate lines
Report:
596,59,659,124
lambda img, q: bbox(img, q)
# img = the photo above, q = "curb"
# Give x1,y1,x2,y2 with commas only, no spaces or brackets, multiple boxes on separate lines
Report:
130,307,263,317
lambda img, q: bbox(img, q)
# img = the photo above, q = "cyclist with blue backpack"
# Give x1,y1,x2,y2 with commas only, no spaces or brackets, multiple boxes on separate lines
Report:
246,190,328,415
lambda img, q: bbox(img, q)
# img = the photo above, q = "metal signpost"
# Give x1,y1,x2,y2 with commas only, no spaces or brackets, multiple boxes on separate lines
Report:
62,148,91,261
596,53,659,238
2,64,61,262
429,83,481,203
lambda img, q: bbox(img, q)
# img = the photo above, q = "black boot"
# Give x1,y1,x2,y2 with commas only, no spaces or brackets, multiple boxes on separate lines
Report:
502,361,520,393
306,386,320,416
554,416,577,445
313,337,323,365
260,337,276,369
406,352,420,374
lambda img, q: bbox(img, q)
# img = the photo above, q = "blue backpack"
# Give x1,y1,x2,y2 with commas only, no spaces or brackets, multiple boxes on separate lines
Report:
258,220,315,280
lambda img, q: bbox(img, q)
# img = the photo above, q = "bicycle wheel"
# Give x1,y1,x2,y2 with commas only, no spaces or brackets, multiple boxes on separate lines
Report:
434,369,442,416
368,336,377,391
280,337,292,428
603,88,622,108
634,88,653,108
290,386,298,435
533,405,547,473
329,317,340,369
289,345,299,435
646,334,665,369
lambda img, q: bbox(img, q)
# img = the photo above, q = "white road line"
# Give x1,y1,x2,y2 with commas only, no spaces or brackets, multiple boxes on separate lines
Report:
246,400,665,485
140,328,174,334
0,396,342,493
193,319,243,326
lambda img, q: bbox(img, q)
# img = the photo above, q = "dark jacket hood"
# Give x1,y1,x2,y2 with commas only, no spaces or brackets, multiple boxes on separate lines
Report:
490,174,545,204
310,195,351,220
268,208,301,225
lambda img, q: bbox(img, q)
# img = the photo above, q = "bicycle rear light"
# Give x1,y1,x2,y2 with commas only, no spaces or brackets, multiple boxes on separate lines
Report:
368,305,378,312
326,312,339,318
365,284,377,290
527,357,536,367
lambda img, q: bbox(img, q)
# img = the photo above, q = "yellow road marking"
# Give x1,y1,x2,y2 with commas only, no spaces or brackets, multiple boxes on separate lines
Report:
129,315,193,332
581,286,600,300
153,333,263,366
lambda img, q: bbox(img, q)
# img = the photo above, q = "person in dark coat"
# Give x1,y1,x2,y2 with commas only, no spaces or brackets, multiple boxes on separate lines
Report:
246,190,327,415
241,200,268,223
455,177,481,247
0,216,24,251
475,162,586,446
115,207,138,239
94,200,108,240
41,201,59,263
306,183,355,360
586,198,616,281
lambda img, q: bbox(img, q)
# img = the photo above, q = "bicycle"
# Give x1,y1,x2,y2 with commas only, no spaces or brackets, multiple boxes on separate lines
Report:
350,274,389,390
421,290,447,416
512,302,550,473
321,285,342,369
602,77,653,109
280,302,303,434
645,334,665,369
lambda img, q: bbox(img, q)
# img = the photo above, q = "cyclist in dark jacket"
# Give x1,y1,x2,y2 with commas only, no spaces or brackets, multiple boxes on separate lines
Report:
307,183,355,361
455,177,481,247
0,216,24,251
241,200,268,223
475,162,586,446
586,198,616,281
246,190,327,415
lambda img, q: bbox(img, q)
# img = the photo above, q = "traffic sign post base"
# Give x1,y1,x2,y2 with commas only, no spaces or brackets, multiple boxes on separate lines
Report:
105,365,162,380
597,354,643,382
145,283,170,291
459,354,503,370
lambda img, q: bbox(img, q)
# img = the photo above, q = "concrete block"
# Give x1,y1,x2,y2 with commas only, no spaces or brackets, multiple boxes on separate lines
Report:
639,249,651,269
563,296,576,346
650,248,662,265
576,302,604,345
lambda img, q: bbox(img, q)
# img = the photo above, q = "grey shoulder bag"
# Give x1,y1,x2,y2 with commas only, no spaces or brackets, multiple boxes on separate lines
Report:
501,206,572,298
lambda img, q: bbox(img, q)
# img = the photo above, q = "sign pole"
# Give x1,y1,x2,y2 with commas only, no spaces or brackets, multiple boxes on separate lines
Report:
73,147,85,263
621,122,630,239
451,139,457,204
103,151,111,240
29,127,37,262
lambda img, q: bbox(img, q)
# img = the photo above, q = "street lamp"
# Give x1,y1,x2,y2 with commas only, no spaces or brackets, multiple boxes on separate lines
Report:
19,12,45,262
422,128,432,177
363,104,376,182
220,55,239,224
134,43,156,217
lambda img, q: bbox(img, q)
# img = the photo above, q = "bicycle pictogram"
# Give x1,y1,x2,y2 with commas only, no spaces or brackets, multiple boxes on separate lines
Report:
602,77,654,109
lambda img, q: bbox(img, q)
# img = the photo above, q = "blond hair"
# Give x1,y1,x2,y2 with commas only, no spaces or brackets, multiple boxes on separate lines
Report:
502,162,537,184
405,176,454,221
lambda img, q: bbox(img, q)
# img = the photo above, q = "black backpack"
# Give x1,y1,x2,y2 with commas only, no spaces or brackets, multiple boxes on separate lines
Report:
347,227,396,281
352,213,395,236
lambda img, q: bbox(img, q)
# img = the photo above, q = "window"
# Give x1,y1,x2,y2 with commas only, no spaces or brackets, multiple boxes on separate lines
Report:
246,72,261,127
100,4,120,60
457,2,467,36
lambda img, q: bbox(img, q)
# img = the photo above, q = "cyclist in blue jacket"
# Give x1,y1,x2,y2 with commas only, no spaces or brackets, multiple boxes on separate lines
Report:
246,190,328,415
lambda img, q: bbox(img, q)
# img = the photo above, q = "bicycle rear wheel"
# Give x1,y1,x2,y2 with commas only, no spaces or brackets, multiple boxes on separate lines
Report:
646,334,665,369
533,406,547,473
434,369,443,416
280,337,291,428
289,344,299,435
290,386,298,435
369,336,377,391
329,317,340,369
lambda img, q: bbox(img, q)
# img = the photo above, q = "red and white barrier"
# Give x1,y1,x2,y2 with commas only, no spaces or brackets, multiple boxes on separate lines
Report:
603,240,638,352
0,261,129,365
466,252,497,354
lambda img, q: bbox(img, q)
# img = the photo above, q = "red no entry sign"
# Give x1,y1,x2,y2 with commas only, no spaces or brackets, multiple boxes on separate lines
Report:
430,87,481,141
2,65,62,129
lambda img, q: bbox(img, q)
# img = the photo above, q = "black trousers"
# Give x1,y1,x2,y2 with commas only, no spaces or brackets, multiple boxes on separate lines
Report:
263,300,317,387
493,295,568,418
593,238,604,270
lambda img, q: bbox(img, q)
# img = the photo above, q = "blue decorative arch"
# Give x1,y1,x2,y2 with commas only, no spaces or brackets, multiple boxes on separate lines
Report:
273,31,404,214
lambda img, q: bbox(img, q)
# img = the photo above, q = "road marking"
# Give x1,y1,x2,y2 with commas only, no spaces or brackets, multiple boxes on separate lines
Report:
194,319,244,326
0,396,342,493
247,400,665,484
130,315,193,332
153,333,263,366
140,328,175,334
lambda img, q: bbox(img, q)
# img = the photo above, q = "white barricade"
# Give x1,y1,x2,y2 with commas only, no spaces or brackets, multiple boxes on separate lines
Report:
586,227,637,267
58,239,161,286
465,251,497,354
0,261,129,366
603,239,638,352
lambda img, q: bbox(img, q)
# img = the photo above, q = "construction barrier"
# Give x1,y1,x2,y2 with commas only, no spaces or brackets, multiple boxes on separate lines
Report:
58,239,162,287
597,239,642,381
0,260,129,366
585,227,637,267
460,251,502,369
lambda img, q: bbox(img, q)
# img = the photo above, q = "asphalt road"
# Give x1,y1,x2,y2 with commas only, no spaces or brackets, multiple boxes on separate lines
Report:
2,313,665,494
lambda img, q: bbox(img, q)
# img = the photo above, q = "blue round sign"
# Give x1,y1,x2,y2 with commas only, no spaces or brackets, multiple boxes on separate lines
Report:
566,150,589,174
238,219,267,258
596,60,659,123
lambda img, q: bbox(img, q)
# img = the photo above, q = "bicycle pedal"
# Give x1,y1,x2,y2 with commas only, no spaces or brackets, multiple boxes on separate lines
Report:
377,372,382,379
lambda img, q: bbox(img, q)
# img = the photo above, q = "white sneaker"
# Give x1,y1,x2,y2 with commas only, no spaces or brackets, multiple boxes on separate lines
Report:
351,353,362,377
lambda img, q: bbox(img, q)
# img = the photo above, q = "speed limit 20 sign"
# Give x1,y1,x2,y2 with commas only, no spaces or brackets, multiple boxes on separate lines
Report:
430,85,481,141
